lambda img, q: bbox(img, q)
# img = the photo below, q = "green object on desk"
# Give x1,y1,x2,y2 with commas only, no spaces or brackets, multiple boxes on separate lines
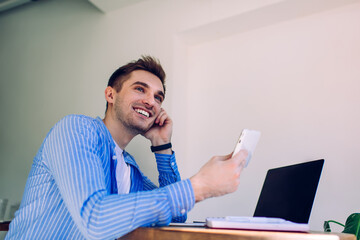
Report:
343,213,360,239
324,213,360,240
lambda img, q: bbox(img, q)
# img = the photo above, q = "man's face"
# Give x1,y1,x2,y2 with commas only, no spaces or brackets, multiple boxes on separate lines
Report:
112,70,165,135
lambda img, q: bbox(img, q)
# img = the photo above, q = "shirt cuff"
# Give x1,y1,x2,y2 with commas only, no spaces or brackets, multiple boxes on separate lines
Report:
155,151,178,173
164,179,195,218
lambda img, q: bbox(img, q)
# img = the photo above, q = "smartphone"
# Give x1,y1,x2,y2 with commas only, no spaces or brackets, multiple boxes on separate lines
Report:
232,129,261,167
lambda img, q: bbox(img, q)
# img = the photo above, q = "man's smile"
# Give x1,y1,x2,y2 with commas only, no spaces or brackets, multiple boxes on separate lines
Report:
134,107,152,118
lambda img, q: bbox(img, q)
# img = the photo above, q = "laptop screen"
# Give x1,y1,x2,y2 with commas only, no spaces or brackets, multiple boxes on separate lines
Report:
253,159,324,223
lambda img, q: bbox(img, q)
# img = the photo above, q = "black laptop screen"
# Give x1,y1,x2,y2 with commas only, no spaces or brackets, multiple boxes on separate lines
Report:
253,159,324,223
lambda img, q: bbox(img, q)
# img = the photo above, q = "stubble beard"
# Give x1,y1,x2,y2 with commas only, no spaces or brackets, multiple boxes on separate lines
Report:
114,101,153,136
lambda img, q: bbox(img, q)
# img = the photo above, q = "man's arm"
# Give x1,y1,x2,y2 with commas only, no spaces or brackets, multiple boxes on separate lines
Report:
143,108,173,154
139,152,180,191
142,109,248,208
190,150,247,202
141,109,181,188
141,152,187,223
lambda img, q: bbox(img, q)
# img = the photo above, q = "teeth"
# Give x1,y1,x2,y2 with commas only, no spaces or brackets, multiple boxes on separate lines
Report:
135,109,149,117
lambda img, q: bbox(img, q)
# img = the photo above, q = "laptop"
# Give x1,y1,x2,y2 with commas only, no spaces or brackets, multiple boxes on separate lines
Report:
206,159,324,232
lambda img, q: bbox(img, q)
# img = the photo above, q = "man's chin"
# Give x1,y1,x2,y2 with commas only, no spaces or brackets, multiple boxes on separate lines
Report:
129,122,153,135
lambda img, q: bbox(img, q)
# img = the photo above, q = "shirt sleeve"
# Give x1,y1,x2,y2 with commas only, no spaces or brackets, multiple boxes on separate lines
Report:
142,152,181,191
43,116,195,240
146,152,189,223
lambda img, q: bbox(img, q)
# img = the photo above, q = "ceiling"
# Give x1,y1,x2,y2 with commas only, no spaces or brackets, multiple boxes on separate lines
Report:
88,0,148,13
0,0,32,12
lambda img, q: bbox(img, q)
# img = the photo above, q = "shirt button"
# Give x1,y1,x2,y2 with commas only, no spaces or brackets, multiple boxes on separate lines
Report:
180,209,186,215
112,156,117,160
171,162,175,166
151,223,156,227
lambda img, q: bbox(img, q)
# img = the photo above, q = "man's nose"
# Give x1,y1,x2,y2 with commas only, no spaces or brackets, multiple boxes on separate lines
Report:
143,93,155,107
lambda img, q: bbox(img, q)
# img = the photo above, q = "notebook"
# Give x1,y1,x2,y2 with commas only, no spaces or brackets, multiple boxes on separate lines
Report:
206,159,324,232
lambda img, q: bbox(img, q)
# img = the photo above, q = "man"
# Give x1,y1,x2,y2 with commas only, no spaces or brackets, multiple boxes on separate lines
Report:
6,56,247,239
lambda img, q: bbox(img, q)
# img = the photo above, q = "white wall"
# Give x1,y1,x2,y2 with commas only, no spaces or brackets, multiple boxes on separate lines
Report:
176,3,360,231
0,0,359,234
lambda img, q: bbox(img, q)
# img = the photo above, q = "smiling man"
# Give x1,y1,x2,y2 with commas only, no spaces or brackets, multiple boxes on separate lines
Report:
6,56,247,240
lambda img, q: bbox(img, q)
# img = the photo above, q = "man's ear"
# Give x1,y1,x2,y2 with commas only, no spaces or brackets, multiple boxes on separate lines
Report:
105,86,116,105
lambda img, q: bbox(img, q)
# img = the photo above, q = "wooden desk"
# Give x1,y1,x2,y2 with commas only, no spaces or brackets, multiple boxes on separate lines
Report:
119,226,356,240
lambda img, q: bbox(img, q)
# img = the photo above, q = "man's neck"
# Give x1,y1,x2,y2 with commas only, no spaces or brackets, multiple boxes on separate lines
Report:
102,113,135,150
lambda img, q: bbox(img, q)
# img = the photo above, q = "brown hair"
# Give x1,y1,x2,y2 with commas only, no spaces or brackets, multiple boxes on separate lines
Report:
106,55,166,111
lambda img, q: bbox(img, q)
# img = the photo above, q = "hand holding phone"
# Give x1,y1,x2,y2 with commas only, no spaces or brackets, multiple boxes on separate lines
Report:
232,129,261,167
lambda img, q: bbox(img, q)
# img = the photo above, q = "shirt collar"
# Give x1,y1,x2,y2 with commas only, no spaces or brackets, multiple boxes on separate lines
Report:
95,117,139,169
95,117,115,146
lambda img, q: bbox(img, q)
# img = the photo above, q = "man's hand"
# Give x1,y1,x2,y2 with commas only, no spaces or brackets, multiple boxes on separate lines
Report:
190,150,248,202
143,108,173,154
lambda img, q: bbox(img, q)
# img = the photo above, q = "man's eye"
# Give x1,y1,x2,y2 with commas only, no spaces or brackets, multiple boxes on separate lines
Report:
155,95,163,102
135,87,144,92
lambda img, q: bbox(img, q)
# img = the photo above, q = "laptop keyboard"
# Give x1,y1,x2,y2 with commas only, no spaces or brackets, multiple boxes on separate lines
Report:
206,216,310,232
223,216,287,223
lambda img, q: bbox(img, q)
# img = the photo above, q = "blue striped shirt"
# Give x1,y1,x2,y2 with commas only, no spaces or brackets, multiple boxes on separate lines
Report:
6,115,195,240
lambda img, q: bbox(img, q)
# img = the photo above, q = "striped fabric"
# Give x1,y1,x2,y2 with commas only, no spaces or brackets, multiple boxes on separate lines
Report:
6,115,195,240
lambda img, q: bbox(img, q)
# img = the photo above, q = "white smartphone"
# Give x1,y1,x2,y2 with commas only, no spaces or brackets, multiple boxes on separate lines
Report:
232,129,261,167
